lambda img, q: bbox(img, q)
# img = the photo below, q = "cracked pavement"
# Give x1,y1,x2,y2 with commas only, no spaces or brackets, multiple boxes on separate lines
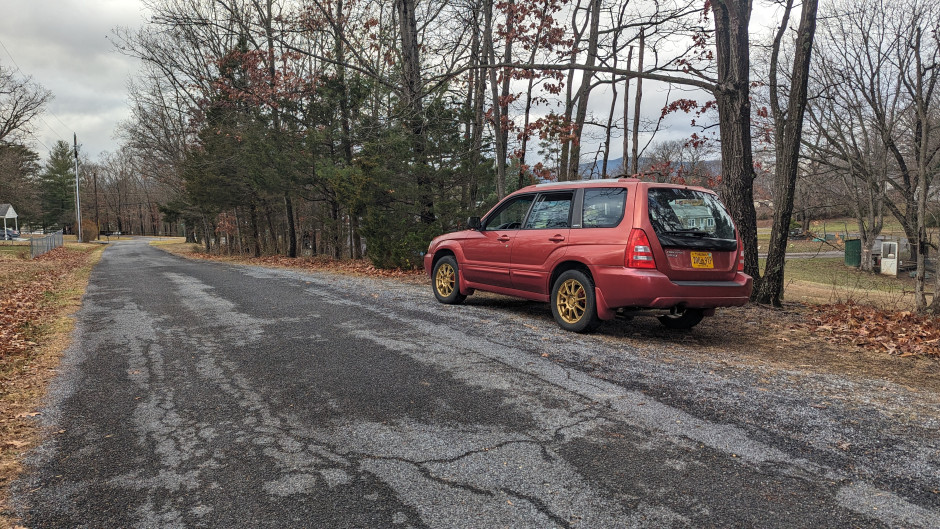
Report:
11,239,940,527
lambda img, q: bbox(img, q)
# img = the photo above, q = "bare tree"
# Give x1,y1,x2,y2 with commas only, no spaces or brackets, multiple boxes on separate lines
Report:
805,0,940,311
0,63,52,144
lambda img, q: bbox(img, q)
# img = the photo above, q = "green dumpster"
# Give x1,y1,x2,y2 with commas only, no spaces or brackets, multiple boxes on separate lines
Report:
845,239,861,267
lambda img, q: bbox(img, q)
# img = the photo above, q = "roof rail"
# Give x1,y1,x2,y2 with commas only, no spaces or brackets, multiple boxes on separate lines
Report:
533,177,637,187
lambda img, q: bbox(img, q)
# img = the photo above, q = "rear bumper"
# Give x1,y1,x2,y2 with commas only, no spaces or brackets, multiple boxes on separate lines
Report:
593,266,752,319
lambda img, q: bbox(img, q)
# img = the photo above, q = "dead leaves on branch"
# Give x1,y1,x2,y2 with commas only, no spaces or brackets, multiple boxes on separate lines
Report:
810,303,940,358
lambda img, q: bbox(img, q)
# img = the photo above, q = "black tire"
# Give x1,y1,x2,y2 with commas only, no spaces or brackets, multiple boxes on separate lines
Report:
658,308,705,330
550,270,602,333
432,255,466,304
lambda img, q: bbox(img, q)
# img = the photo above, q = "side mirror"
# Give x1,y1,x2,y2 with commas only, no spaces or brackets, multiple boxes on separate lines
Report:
467,217,482,230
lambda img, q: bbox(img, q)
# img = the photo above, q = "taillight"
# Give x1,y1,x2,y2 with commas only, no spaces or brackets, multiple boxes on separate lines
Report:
737,246,745,271
626,229,656,269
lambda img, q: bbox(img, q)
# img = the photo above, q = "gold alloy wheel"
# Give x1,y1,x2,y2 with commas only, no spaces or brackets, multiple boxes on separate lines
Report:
556,278,586,324
435,262,456,297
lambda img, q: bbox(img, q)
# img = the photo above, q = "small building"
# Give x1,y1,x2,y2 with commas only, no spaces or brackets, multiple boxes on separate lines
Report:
670,202,715,231
0,204,18,233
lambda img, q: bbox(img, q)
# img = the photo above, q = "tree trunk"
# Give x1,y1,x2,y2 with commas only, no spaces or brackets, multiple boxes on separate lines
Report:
711,0,760,284
249,202,261,258
284,192,297,258
754,0,819,306
330,199,342,259
483,0,508,196
622,47,633,176
631,31,644,175
566,0,602,181
558,0,588,181
602,68,617,179
469,2,486,206
396,0,436,220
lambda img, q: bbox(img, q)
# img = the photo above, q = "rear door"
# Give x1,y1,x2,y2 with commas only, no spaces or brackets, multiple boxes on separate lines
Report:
510,191,573,294
644,186,739,281
460,194,535,288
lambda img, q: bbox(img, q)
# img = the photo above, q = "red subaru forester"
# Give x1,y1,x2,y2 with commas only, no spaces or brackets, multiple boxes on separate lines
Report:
424,178,753,332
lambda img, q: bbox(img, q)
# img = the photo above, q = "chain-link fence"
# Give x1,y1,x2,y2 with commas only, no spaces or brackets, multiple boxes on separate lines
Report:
30,231,63,259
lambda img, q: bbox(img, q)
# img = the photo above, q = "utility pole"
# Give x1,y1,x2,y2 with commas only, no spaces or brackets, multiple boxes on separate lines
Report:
73,133,82,241
93,167,99,241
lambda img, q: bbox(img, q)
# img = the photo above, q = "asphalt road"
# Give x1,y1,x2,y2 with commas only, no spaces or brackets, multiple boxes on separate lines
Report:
12,239,940,528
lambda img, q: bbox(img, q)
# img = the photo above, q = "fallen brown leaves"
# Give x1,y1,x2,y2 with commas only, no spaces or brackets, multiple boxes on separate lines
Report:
250,254,424,281
810,303,940,358
180,249,427,283
0,248,90,358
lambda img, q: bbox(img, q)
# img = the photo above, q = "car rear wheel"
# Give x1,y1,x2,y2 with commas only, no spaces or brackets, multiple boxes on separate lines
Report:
551,270,601,333
658,307,705,330
432,256,466,304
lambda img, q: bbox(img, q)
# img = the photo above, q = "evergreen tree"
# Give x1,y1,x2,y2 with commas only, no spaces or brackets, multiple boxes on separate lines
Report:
39,140,75,231
0,142,41,226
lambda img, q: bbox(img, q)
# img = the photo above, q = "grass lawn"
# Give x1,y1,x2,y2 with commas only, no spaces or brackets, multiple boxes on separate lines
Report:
769,257,926,308
0,246,29,259
781,258,913,294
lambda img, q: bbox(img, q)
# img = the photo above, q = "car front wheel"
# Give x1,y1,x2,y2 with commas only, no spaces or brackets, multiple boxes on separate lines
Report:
551,270,601,333
432,255,466,304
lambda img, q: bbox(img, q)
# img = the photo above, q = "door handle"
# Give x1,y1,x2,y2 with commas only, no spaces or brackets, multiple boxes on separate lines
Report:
549,235,565,242
496,235,511,242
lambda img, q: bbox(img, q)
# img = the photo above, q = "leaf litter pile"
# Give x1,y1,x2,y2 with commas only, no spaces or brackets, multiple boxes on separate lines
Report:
188,251,426,283
0,248,91,357
810,303,940,358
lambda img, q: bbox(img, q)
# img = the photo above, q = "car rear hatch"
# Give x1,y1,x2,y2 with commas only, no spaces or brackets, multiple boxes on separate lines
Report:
645,187,740,281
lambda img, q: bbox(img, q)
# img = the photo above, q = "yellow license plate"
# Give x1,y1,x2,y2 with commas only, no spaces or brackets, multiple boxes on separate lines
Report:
691,251,714,269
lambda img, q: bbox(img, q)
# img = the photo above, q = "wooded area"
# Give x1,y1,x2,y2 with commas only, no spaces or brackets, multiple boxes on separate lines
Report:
4,0,940,311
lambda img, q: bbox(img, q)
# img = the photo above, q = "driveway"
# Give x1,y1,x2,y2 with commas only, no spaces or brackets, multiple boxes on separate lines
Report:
12,239,940,527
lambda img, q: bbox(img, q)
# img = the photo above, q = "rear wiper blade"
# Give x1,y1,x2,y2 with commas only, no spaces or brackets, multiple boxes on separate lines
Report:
663,229,712,237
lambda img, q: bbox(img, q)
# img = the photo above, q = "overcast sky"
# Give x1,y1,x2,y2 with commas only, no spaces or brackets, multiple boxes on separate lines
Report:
0,0,147,161
0,0,782,166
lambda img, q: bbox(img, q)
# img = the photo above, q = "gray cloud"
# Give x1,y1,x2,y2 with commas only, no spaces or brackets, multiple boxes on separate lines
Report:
0,0,146,160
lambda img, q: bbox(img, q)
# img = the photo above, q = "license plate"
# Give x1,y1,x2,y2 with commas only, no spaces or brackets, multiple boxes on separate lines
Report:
691,251,714,269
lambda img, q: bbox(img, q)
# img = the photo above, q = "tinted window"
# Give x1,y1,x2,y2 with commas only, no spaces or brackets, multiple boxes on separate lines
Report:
647,188,737,250
524,192,573,229
483,195,534,231
582,188,626,228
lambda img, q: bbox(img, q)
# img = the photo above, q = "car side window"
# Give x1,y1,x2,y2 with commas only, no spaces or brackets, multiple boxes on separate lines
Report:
524,192,573,230
483,195,534,231
582,188,626,228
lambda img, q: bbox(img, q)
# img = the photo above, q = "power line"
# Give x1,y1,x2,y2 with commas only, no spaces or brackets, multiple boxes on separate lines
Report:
0,39,24,72
20,129,52,156
0,37,72,142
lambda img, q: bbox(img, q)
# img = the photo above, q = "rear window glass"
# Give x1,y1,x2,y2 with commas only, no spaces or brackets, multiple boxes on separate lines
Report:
647,188,737,250
582,188,626,228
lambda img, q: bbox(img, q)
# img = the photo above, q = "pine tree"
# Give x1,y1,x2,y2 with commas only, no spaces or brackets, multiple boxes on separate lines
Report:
39,140,75,232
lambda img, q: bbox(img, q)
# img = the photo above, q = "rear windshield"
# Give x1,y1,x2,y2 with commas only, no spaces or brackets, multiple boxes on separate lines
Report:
647,188,737,251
